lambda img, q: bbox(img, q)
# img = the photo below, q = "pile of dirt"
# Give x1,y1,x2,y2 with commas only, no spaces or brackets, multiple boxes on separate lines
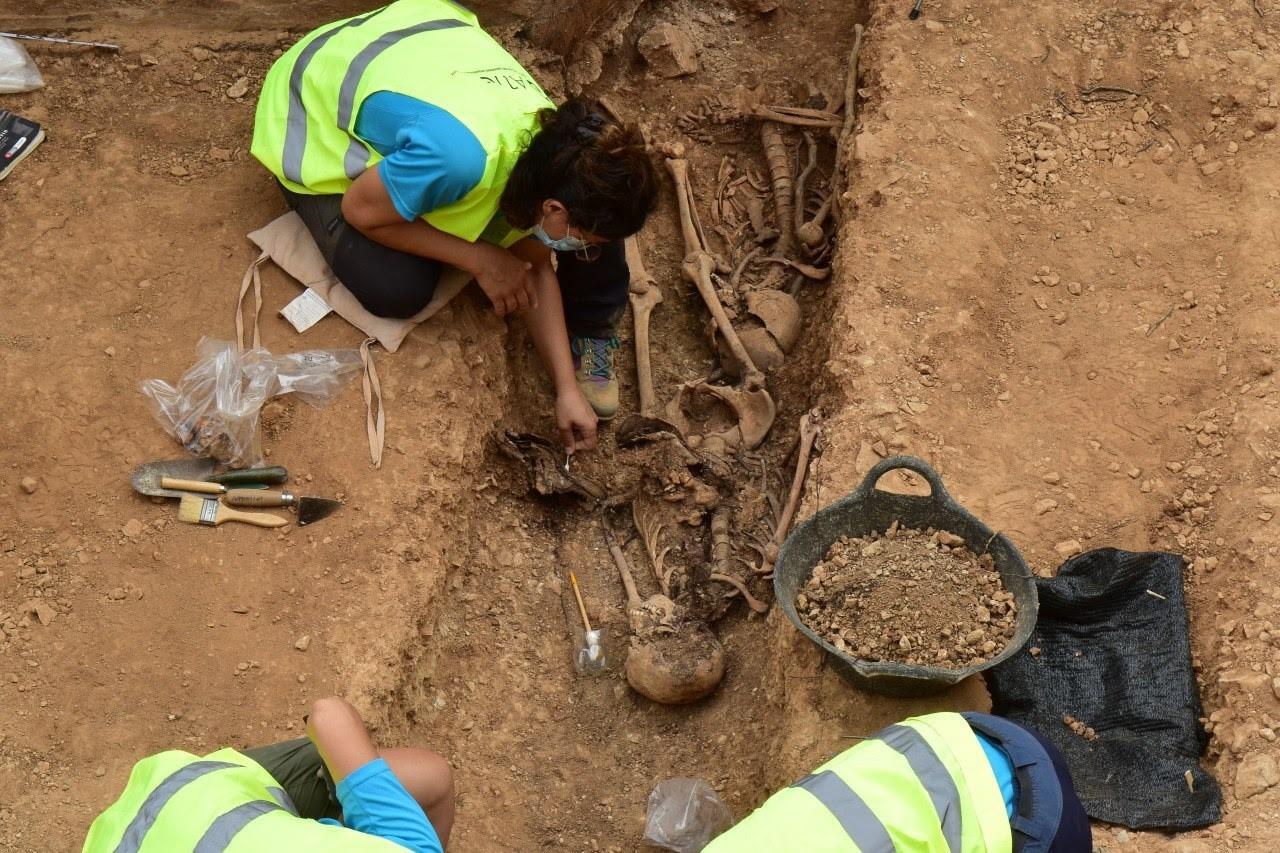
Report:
796,525,1017,668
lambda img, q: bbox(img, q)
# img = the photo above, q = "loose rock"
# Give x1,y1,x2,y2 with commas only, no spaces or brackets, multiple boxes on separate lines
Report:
1054,539,1082,558
1235,753,1280,799
1062,714,1098,741
227,77,251,99
294,634,311,652
20,477,38,495
637,24,699,78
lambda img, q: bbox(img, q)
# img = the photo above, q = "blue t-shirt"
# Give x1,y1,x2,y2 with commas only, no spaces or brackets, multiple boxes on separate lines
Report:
975,732,1017,819
318,757,442,853
354,91,487,223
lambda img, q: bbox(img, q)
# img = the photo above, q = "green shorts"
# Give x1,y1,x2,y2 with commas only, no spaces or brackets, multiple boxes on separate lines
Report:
240,737,343,822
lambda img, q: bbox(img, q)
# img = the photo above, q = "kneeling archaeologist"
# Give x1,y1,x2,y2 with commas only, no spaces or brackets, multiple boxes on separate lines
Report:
83,697,454,852
706,712,1091,852
251,0,659,453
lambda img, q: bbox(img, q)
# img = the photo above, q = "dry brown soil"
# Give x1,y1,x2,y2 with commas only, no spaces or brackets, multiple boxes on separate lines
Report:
2,1,1280,852
798,527,1018,668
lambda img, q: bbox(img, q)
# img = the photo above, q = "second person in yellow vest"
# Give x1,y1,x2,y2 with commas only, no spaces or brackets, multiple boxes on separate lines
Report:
251,0,659,450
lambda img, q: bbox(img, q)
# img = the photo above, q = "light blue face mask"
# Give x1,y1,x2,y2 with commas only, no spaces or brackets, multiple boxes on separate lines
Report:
533,217,590,253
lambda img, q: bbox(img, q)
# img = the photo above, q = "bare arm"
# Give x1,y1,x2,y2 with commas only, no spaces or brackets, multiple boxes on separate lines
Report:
512,239,574,392
306,696,379,782
511,240,599,451
306,697,457,846
342,167,536,317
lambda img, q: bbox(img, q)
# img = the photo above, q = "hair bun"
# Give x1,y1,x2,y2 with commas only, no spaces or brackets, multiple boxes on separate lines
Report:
596,122,642,156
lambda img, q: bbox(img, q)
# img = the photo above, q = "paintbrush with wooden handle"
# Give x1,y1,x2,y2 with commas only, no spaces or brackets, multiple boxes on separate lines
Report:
177,495,288,528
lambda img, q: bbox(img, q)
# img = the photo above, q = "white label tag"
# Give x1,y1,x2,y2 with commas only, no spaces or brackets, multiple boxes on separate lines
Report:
279,288,333,334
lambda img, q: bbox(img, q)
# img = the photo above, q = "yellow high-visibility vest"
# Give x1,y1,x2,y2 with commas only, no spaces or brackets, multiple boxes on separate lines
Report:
251,0,553,246
82,748,404,852
706,713,1013,852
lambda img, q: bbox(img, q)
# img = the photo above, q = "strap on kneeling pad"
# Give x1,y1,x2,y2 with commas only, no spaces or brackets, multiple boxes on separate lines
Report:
234,253,388,469
360,337,385,469
235,251,268,352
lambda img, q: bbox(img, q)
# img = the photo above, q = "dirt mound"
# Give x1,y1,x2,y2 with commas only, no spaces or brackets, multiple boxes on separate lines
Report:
798,525,1017,668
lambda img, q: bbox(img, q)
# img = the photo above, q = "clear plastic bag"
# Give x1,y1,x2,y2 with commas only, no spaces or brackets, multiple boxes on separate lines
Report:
0,37,45,94
644,779,733,853
140,338,361,467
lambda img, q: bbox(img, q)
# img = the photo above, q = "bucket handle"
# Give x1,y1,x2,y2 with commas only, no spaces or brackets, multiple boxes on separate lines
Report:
855,455,953,506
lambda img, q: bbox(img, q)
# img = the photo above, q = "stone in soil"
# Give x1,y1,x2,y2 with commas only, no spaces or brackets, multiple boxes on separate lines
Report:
796,525,1018,669
637,23,699,78
1235,753,1280,799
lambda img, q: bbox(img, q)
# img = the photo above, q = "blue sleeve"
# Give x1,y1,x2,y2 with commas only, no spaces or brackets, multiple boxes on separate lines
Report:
354,91,487,222
333,758,443,853
974,732,1017,819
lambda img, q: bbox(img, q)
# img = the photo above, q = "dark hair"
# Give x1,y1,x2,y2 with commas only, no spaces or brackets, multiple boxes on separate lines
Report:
500,97,659,241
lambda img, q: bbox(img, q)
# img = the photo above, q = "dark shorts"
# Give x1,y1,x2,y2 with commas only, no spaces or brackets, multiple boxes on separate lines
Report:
279,182,629,337
240,737,343,822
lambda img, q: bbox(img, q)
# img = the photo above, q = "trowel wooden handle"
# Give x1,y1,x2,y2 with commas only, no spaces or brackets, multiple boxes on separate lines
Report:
161,477,224,494
217,505,289,527
224,489,295,508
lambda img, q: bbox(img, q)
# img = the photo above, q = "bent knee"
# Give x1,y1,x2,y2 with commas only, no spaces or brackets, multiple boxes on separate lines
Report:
352,287,431,320
396,748,455,800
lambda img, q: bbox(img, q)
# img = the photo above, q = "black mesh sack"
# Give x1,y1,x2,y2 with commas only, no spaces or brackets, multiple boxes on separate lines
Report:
987,548,1221,829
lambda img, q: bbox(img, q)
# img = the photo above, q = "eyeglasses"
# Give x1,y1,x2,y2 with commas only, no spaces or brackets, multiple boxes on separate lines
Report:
574,244,603,263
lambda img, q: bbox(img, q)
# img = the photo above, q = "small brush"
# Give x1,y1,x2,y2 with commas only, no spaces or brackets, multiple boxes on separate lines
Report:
569,571,606,674
177,495,288,528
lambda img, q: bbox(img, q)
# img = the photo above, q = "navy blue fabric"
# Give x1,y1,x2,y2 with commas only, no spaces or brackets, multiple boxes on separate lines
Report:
554,238,629,338
1021,726,1094,853
963,713,1091,853
987,549,1220,830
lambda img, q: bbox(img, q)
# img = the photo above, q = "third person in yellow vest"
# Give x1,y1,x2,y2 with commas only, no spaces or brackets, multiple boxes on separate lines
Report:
251,0,659,452
705,712,1091,852
84,697,454,852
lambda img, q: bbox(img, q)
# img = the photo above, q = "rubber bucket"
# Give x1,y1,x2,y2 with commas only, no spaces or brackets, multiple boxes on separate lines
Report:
774,456,1038,697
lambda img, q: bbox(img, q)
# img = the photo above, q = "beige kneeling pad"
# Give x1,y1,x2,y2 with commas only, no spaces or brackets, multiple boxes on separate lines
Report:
236,211,473,466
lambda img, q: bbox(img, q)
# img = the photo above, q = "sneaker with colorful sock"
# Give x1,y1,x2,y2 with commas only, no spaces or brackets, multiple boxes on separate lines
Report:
570,335,620,420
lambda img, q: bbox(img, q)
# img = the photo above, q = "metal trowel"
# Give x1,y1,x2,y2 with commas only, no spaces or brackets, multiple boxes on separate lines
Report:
131,458,219,498
222,490,342,526
132,459,287,498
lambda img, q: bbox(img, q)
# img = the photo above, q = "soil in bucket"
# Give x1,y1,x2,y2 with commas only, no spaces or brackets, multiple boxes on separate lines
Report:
796,523,1018,669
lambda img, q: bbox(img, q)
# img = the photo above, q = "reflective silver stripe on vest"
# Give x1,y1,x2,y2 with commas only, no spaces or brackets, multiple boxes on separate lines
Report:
267,785,298,816
113,761,240,853
792,770,895,852
282,7,388,184
876,724,963,853
334,18,471,180
192,800,284,853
